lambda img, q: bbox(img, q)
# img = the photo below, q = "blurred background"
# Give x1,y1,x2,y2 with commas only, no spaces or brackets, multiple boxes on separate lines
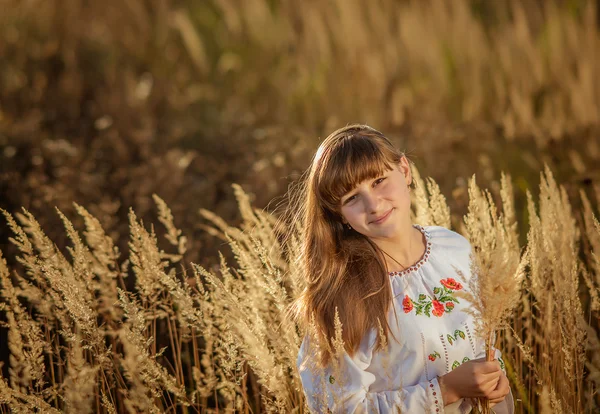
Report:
1,0,599,269
1,0,599,411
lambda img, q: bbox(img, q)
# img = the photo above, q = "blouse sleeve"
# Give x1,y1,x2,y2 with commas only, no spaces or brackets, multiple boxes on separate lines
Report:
296,335,443,413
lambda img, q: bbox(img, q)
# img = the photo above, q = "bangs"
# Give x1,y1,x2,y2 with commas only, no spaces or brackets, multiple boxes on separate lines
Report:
317,136,398,209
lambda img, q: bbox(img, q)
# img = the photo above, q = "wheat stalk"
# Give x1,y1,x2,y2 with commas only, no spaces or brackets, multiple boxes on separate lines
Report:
456,172,527,413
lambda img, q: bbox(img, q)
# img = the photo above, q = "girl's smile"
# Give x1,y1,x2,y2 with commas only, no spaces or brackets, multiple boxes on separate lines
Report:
370,208,394,225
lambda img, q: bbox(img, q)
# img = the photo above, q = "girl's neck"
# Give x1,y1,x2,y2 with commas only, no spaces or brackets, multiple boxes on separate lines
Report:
371,223,425,272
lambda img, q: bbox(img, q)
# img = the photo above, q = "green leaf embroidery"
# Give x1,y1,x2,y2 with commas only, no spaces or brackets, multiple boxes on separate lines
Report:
455,330,465,340
452,360,460,370
437,294,458,303
499,357,505,371
428,351,443,361
462,356,470,363
418,293,427,302
447,334,454,345
433,287,440,295
424,302,432,317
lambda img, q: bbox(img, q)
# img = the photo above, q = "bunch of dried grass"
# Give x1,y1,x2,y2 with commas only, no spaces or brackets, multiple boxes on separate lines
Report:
454,172,528,413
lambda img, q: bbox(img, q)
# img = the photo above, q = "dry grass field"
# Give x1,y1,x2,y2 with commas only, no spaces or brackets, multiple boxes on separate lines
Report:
1,0,600,412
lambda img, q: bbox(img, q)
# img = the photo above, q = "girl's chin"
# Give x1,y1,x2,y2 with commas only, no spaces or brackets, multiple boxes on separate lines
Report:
367,224,400,238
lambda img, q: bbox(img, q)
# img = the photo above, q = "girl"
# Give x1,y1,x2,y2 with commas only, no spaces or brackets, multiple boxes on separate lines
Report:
289,125,514,413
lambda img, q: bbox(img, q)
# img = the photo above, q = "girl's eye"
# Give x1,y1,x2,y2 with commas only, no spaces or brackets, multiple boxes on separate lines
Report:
345,194,357,204
341,193,357,206
374,177,386,186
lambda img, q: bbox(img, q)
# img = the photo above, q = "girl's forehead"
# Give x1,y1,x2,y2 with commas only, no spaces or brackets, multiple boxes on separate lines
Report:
330,163,394,198
348,169,390,187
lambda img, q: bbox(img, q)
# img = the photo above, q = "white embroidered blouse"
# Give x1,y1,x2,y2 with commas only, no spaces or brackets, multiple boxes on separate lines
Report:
296,224,515,413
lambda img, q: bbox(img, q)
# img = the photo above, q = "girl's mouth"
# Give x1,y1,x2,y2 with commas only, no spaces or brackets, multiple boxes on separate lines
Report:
370,208,393,224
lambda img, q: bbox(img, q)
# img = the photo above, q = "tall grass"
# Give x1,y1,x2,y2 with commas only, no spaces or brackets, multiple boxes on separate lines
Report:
1,0,600,412
0,165,599,412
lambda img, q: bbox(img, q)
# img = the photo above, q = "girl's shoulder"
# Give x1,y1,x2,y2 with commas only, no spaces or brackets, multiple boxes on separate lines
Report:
420,225,475,284
421,225,472,256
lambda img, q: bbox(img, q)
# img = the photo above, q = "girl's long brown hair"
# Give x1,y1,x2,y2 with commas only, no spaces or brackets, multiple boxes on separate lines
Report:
286,124,409,368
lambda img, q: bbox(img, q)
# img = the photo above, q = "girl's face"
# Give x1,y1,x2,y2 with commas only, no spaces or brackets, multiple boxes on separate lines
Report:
339,156,412,240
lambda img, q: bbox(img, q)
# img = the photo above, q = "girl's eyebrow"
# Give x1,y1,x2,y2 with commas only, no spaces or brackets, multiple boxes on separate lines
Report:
340,175,383,204
340,189,357,204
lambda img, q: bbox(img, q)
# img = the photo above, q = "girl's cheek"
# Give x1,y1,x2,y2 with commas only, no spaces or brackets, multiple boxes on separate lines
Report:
346,206,359,221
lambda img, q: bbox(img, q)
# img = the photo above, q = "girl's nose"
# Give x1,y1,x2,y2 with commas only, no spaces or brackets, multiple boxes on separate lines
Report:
364,193,380,213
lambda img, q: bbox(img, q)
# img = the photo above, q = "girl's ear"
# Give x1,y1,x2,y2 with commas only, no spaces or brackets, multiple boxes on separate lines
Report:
397,156,412,184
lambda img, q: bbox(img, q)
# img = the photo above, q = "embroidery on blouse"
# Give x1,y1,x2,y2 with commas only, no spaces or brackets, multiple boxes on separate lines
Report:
446,329,466,346
463,321,477,356
402,278,463,317
421,332,430,380
428,351,441,361
428,380,442,413
451,356,471,370
439,334,450,373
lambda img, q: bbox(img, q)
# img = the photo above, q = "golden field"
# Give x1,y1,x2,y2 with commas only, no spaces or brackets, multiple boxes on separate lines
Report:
0,0,599,412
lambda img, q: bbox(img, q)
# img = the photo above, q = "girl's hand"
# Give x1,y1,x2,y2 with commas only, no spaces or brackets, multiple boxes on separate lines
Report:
438,357,502,405
489,372,511,407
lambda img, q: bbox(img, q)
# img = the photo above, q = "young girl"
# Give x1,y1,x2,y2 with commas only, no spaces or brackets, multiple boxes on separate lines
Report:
290,125,514,413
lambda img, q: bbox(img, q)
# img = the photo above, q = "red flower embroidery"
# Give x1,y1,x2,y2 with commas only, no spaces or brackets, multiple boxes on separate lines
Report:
403,295,414,313
428,351,441,361
445,302,455,311
441,278,463,290
432,300,445,317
